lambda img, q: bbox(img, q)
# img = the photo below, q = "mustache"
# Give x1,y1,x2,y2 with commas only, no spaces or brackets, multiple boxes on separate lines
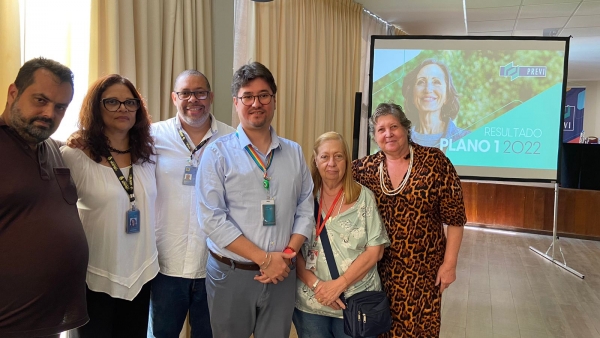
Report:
30,116,55,129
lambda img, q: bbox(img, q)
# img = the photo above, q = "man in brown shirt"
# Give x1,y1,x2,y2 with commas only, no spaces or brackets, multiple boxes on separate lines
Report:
0,58,89,337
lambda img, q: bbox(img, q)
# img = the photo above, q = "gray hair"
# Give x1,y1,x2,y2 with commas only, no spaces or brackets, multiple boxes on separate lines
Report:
369,102,412,142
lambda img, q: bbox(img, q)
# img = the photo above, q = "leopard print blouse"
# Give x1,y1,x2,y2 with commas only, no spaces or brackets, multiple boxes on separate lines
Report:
353,143,466,338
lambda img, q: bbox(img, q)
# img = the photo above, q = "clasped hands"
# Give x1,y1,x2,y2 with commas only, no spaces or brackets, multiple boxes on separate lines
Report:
253,251,296,284
313,279,347,310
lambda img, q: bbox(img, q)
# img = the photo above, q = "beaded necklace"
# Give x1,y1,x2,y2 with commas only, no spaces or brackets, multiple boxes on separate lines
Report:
378,145,413,196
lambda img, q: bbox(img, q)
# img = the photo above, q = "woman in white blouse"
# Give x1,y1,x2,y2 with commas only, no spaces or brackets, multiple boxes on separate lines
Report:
61,74,158,337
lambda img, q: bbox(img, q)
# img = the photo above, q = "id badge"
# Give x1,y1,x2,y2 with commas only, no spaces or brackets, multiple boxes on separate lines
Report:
182,166,198,186
261,199,276,226
305,249,318,270
126,208,141,233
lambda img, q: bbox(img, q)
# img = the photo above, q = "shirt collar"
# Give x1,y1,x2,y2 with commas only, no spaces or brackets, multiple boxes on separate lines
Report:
0,115,8,128
235,124,281,152
0,114,35,150
175,113,217,141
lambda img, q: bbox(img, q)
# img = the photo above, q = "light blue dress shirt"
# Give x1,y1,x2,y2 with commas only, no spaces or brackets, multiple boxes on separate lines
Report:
197,124,315,262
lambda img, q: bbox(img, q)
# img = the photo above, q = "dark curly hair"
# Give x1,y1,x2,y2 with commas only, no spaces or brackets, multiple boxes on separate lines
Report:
401,59,460,124
78,74,155,164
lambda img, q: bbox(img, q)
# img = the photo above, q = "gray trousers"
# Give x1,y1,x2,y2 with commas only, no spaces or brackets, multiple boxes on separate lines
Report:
206,255,296,338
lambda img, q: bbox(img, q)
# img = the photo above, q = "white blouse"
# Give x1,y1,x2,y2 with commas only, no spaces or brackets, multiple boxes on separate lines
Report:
61,147,159,300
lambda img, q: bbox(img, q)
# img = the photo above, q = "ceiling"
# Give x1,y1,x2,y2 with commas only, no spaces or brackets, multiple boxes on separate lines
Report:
356,0,600,82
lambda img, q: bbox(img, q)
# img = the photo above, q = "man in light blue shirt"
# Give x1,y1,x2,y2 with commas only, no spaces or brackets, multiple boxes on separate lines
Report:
197,62,314,337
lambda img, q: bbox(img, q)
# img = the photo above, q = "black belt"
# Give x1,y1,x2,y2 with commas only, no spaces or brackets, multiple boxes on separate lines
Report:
209,250,261,271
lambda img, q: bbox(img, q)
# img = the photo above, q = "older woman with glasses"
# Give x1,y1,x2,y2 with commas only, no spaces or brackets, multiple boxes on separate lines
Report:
61,74,159,337
293,132,389,338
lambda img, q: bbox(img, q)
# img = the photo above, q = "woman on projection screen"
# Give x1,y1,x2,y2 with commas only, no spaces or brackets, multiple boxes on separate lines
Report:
402,59,469,149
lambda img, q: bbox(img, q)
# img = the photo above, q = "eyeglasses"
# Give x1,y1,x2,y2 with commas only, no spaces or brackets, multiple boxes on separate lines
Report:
101,98,141,112
236,93,274,106
316,154,345,164
174,91,210,100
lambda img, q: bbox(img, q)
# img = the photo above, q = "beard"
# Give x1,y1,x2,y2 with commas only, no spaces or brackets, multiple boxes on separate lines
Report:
179,105,211,128
9,101,56,144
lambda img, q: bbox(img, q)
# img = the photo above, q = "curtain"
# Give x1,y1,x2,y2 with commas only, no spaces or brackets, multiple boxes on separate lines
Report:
357,10,407,158
89,0,213,123
89,1,212,336
358,10,388,158
233,0,362,162
0,0,21,96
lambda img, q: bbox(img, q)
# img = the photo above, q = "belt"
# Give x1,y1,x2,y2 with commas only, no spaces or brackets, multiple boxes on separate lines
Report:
209,250,261,271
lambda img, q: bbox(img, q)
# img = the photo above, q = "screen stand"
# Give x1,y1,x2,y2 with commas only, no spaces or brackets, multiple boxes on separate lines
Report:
528,182,584,279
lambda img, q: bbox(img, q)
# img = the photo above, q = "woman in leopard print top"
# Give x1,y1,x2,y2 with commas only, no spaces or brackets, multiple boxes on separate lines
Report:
353,103,466,337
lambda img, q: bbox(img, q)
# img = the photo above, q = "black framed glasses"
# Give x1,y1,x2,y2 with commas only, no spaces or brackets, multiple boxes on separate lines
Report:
101,98,141,112
237,93,274,106
174,90,210,100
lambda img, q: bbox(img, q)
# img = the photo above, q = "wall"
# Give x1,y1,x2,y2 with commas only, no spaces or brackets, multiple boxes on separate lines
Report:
567,80,600,138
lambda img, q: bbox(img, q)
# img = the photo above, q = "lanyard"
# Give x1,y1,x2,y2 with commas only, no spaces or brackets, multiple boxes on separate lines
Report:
244,145,274,190
236,132,275,191
315,188,344,240
177,126,211,162
106,155,135,204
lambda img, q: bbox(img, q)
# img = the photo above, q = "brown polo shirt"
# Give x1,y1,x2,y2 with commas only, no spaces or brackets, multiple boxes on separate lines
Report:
0,118,89,337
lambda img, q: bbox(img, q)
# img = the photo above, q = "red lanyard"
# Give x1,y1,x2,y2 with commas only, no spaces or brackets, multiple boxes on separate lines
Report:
315,187,344,240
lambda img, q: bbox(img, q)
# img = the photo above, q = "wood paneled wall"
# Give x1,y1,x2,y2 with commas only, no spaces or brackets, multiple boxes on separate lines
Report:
462,182,600,240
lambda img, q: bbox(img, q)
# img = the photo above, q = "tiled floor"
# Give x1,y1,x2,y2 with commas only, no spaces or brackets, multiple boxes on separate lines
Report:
290,226,600,338
440,226,600,338
265,226,600,338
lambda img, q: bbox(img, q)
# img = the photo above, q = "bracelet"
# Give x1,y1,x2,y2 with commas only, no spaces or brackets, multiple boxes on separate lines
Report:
340,275,349,291
311,278,321,291
260,253,272,270
259,252,269,267
283,246,296,254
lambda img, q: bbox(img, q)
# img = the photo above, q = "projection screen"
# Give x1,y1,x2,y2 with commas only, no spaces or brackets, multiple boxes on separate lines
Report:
368,36,570,182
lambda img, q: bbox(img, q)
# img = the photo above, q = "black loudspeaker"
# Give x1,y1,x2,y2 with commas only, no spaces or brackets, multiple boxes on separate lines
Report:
352,92,362,160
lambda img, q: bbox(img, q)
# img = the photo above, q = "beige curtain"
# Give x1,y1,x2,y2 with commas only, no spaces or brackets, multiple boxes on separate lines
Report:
357,11,407,158
388,24,406,36
0,1,21,99
89,1,212,336
358,10,388,158
233,0,362,162
89,0,213,123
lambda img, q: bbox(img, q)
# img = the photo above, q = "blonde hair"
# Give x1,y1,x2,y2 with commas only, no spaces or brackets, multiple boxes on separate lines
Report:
310,132,361,204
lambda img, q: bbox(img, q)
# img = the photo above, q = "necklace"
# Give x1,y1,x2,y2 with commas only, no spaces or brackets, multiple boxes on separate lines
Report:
379,145,413,196
321,191,345,217
322,187,342,197
107,145,131,154
336,194,345,217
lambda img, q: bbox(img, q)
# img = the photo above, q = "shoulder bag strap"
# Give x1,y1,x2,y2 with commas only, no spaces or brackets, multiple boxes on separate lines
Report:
316,198,346,303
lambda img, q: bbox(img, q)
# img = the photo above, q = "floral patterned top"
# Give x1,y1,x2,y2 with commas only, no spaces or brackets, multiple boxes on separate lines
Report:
295,185,390,318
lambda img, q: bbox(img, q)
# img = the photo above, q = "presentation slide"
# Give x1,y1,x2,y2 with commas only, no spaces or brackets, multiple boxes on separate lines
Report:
369,37,569,181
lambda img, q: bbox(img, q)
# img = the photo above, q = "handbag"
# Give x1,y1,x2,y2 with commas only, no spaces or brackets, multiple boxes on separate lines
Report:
315,199,392,338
